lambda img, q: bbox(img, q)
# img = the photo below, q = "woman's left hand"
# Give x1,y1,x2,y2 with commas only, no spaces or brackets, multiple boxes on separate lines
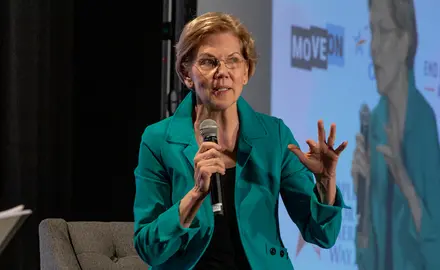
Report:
288,120,348,205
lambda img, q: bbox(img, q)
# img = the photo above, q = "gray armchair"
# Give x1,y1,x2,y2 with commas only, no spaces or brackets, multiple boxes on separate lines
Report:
39,218,148,270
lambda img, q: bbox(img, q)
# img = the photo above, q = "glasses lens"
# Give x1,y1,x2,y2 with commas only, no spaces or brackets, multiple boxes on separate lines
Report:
196,56,244,71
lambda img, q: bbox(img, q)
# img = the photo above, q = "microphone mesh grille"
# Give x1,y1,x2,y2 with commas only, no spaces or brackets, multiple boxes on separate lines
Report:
199,119,218,139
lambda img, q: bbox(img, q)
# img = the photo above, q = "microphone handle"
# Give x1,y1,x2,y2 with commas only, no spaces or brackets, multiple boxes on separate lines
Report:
356,105,370,248
210,172,224,215
356,119,368,219
203,136,224,216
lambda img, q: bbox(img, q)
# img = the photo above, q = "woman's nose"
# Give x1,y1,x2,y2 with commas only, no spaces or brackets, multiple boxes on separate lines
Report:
214,62,229,78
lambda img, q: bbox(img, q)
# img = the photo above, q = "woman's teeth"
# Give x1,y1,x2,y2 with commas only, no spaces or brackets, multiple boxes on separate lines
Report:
216,88,229,92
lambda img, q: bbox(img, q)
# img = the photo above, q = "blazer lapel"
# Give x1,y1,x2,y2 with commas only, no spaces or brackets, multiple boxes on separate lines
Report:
165,93,198,169
236,136,253,181
183,143,199,169
235,97,268,180
403,72,417,143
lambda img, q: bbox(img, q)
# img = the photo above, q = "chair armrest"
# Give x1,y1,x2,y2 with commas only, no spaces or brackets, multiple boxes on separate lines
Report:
39,218,81,270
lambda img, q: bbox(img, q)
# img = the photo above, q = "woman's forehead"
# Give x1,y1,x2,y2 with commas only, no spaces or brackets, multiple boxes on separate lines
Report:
196,33,241,56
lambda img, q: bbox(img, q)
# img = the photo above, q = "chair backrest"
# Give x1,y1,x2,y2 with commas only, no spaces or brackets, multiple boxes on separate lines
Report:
39,218,148,269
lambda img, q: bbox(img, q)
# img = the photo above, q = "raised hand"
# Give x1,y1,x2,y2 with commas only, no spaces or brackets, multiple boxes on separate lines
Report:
288,120,348,204
376,124,421,232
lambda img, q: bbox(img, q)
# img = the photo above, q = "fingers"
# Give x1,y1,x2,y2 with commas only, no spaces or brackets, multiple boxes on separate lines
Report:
305,139,318,152
376,145,392,158
318,120,342,154
194,141,226,193
334,141,348,155
197,164,225,181
198,141,222,153
194,148,222,165
356,133,365,149
351,136,369,181
196,158,226,176
327,123,336,148
195,158,226,193
355,138,367,159
317,120,326,146
288,144,309,165
351,150,369,179
194,141,223,166
352,133,366,158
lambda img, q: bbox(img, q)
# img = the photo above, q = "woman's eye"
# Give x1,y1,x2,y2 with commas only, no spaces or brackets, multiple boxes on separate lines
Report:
201,59,216,66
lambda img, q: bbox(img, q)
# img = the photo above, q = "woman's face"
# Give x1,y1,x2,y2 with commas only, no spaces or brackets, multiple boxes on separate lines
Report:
185,32,249,111
370,4,409,95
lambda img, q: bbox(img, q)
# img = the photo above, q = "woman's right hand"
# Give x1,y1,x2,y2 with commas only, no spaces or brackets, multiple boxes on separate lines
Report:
193,142,226,197
351,133,370,194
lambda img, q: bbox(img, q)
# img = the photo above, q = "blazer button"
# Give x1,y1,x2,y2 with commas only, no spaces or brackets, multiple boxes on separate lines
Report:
280,250,285,257
270,248,276,255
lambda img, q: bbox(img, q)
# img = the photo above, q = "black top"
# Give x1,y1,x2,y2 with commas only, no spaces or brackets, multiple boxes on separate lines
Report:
194,167,251,270
384,170,394,270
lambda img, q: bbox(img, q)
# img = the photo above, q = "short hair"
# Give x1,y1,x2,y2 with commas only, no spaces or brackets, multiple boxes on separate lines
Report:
369,0,418,68
175,12,258,83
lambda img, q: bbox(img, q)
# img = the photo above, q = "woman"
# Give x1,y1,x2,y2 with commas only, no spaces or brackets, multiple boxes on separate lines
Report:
134,12,348,270
353,0,440,269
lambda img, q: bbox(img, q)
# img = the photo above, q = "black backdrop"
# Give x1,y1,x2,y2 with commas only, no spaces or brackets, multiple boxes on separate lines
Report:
0,0,162,268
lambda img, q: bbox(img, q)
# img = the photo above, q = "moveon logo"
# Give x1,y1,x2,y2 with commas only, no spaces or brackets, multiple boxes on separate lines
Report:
291,24,345,70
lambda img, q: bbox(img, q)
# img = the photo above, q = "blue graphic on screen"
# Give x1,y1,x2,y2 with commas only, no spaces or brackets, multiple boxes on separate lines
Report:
271,1,440,270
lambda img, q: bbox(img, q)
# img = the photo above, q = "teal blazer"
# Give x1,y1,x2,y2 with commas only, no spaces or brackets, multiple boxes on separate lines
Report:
356,70,440,270
134,92,347,270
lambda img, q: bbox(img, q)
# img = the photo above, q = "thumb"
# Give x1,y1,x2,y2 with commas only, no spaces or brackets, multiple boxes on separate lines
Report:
288,144,300,152
288,144,308,164
376,145,392,158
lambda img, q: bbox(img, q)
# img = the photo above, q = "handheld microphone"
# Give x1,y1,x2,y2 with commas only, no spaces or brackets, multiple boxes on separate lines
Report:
356,104,370,248
199,119,224,216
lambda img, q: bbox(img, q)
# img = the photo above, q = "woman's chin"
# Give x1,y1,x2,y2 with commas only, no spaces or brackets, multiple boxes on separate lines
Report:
376,73,393,95
208,92,235,109
210,89,233,99
208,99,235,111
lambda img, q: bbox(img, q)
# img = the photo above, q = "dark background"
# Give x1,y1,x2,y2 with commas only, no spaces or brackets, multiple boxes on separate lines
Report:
0,0,189,268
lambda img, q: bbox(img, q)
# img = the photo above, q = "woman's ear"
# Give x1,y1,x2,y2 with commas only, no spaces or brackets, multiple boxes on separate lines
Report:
243,64,249,85
181,62,194,89
184,76,194,89
397,31,410,67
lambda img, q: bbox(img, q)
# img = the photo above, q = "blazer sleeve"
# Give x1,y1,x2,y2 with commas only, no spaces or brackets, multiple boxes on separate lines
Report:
407,111,440,269
278,119,348,248
133,126,199,266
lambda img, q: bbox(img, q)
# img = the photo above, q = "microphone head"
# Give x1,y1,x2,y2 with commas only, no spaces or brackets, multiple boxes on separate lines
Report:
360,103,370,115
360,103,370,125
199,119,218,139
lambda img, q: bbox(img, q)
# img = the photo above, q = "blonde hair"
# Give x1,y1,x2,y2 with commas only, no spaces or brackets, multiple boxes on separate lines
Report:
175,12,258,83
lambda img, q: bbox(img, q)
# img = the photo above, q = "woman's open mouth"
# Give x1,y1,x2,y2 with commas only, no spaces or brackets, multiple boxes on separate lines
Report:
212,87,231,96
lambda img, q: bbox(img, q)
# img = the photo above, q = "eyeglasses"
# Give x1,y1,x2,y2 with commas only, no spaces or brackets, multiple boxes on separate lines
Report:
195,55,245,71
